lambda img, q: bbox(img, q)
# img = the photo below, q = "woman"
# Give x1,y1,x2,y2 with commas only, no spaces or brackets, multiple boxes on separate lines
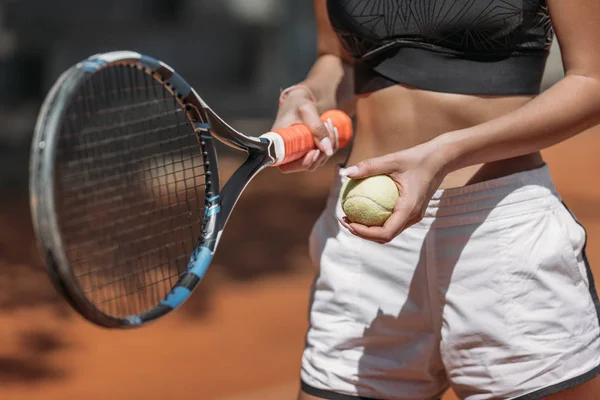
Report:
271,1,600,399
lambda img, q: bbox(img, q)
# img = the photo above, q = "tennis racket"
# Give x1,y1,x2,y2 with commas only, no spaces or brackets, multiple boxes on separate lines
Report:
30,50,353,328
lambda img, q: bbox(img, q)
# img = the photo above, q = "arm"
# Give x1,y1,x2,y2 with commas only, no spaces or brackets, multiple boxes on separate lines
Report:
432,0,600,174
303,0,356,115
341,0,600,243
272,0,356,173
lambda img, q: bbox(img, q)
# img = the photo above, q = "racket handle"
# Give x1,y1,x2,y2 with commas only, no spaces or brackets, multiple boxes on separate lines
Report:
261,110,353,166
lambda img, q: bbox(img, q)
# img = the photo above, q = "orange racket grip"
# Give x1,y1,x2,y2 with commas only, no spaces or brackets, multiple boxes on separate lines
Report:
262,110,353,166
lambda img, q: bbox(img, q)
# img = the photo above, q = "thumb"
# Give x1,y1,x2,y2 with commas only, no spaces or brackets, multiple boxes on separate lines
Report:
341,154,398,179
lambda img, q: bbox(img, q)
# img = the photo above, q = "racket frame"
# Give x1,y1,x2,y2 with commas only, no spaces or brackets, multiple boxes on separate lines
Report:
30,51,279,328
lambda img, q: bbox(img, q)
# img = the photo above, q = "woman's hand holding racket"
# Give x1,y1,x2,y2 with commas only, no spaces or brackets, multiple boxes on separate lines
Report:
271,85,341,173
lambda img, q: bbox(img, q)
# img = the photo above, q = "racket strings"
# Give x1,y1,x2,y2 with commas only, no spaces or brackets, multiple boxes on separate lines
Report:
74,232,192,278
63,206,201,258
54,65,207,318
59,153,206,209
62,120,190,164
71,89,170,108
58,148,204,207
61,186,204,231
83,249,191,296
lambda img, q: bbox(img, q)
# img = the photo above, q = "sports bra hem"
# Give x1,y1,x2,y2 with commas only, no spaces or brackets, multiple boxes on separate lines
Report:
360,40,550,61
354,45,550,96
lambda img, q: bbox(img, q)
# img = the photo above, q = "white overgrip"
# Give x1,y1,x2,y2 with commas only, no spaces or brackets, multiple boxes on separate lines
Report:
260,132,286,166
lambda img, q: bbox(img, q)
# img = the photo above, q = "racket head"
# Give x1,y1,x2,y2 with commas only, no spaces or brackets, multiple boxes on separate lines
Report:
29,51,231,328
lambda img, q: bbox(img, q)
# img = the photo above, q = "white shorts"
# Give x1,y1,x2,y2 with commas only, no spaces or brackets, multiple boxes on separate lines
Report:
301,164,600,400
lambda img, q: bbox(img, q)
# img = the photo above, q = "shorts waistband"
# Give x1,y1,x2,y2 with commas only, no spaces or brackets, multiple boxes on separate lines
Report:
334,164,560,228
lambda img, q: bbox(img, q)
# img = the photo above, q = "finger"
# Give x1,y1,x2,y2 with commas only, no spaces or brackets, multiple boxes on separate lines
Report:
317,154,329,168
310,152,329,171
279,150,320,174
341,153,399,179
323,118,339,152
308,151,326,172
298,104,334,157
349,205,412,243
300,149,321,171
338,217,357,235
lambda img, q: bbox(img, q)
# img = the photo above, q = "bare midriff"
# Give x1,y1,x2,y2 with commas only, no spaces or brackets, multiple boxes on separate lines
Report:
346,83,545,189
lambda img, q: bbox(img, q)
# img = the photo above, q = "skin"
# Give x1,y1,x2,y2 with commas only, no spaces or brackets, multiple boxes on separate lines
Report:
271,0,600,398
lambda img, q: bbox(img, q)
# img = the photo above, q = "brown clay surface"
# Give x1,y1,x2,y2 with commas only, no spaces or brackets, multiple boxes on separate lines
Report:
1,128,599,400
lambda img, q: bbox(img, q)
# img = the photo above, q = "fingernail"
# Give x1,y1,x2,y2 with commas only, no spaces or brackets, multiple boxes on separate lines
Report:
341,166,358,177
312,150,320,163
325,119,334,134
320,137,334,156
338,217,356,233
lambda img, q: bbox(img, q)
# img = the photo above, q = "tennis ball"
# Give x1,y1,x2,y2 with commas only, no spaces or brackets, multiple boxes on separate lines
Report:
341,175,400,227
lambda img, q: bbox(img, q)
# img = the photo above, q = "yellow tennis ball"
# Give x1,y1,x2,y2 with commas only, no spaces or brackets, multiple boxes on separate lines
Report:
341,175,400,227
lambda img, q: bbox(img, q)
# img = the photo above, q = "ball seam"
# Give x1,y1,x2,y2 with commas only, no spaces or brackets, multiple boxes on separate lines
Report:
342,195,394,213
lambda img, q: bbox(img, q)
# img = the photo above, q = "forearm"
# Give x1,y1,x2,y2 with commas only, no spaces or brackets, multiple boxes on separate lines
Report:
435,73,600,173
300,54,356,115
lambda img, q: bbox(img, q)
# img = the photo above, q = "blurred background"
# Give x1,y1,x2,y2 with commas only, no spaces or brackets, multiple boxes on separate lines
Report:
0,1,596,399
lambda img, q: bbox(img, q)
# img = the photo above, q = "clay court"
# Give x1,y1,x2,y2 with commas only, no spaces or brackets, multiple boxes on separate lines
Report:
0,125,598,399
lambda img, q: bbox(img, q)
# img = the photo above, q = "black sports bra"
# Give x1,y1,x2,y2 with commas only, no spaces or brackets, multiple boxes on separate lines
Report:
327,0,554,95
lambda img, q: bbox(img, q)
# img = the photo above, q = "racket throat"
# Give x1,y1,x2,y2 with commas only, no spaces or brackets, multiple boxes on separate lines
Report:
215,152,269,233
202,106,268,152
